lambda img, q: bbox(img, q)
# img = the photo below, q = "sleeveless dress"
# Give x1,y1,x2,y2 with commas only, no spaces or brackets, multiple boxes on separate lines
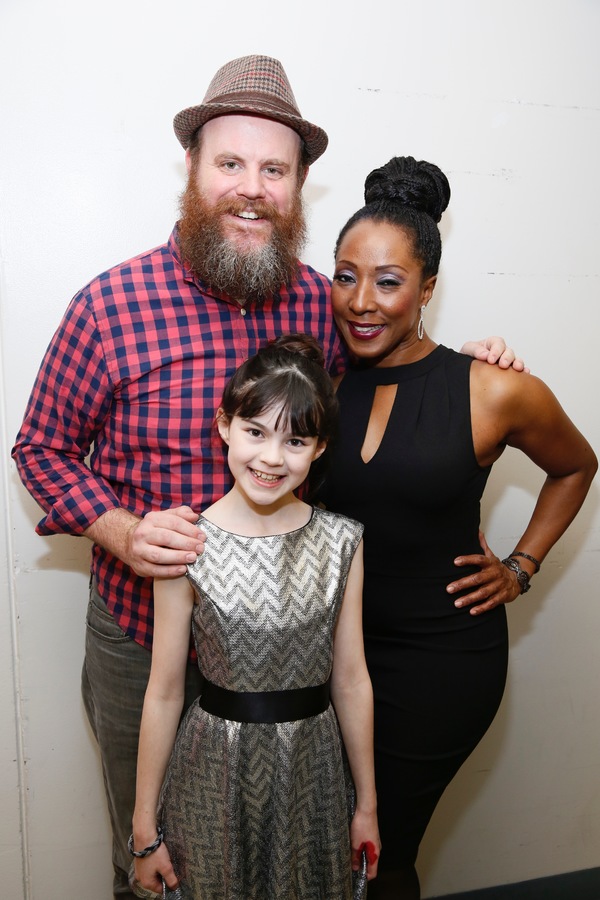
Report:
321,346,509,869
157,507,364,899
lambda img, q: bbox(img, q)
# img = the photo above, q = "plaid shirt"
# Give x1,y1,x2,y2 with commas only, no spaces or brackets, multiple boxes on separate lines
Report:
13,227,346,649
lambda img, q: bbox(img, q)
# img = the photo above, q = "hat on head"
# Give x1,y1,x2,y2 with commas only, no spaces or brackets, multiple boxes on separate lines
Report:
173,54,328,164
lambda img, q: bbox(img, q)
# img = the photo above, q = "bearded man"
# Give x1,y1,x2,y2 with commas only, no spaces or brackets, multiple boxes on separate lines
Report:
12,55,517,899
179,120,308,304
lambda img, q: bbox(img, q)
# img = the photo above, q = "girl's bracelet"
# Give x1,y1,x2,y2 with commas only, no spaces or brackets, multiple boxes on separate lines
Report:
128,825,164,858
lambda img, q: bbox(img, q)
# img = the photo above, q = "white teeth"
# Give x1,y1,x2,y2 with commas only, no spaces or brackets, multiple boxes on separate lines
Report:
354,324,382,333
239,211,259,219
251,469,280,482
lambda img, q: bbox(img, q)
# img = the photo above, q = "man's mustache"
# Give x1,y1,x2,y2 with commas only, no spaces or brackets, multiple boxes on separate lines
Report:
211,197,279,223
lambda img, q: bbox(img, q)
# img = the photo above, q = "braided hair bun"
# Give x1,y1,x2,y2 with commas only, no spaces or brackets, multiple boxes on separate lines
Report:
364,156,451,224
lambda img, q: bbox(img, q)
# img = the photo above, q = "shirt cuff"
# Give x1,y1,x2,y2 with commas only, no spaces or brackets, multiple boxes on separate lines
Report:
35,481,122,536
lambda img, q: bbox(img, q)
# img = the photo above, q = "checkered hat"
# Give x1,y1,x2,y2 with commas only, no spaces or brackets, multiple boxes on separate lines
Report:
173,55,328,164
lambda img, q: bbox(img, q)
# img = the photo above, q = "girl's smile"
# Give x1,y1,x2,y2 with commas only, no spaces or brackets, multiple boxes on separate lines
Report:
248,467,284,485
217,403,325,511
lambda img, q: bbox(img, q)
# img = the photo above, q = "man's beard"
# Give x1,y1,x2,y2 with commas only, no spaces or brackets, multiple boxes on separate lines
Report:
178,177,308,303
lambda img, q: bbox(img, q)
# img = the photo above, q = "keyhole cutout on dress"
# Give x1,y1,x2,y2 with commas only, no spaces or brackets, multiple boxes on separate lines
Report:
361,384,398,464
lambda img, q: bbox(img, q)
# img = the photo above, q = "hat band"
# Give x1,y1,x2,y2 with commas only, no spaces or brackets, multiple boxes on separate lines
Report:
204,89,303,120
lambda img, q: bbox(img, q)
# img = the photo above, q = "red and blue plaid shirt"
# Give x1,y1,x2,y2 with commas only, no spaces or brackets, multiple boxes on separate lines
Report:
13,227,346,649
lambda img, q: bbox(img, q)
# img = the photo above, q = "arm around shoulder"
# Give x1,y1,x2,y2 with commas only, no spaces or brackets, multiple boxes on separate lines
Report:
460,336,528,371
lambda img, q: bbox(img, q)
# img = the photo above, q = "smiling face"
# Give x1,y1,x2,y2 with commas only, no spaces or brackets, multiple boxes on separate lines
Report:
331,219,437,367
178,115,308,300
217,404,325,510
187,114,305,251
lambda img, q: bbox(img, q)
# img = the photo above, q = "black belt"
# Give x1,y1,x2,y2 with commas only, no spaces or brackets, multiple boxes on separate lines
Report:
199,677,331,724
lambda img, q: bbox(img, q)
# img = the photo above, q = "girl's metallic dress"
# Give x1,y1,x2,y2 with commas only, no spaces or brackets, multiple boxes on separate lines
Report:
159,509,363,900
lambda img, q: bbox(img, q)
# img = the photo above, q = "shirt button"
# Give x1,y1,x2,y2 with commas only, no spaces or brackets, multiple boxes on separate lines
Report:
240,308,247,316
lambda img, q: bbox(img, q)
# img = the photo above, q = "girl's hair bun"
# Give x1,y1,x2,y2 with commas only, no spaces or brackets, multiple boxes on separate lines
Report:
265,333,325,367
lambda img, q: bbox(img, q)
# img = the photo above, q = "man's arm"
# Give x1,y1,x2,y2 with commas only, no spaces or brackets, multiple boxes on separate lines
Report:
84,507,205,578
13,291,206,575
12,291,124,535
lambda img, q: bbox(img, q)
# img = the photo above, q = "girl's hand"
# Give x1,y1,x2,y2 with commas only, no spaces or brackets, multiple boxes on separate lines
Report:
133,842,179,895
351,808,381,881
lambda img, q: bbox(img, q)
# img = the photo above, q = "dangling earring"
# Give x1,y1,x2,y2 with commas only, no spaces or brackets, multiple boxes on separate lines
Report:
417,305,426,341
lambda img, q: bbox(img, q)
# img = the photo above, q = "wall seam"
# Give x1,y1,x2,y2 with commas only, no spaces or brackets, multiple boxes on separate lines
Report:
0,250,31,898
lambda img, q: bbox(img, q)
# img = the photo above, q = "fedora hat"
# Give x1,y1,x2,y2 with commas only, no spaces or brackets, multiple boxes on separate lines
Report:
173,55,328,164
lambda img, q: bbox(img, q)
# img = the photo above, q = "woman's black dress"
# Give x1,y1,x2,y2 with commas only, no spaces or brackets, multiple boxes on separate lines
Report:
322,346,509,870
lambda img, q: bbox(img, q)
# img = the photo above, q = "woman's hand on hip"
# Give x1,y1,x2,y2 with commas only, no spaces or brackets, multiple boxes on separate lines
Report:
446,531,521,615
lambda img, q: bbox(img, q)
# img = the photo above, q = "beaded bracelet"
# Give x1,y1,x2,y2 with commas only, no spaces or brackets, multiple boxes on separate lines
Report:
128,825,164,858
510,550,541,574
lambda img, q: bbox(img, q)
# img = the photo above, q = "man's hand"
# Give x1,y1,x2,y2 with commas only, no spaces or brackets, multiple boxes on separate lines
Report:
446,531,521,615
461,336,529,372
85,506,205,578
128,507,206,577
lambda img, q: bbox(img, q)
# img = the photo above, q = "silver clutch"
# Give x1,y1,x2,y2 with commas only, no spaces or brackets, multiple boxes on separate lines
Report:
353,847,368,899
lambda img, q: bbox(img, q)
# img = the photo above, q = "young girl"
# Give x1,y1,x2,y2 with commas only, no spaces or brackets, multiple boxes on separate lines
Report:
130,334,380,899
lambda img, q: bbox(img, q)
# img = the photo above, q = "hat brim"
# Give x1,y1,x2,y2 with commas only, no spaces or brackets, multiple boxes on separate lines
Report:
173,100,328,165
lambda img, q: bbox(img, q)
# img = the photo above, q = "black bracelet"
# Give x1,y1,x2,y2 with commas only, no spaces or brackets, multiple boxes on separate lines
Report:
510,550,541,574
128,825,164,858
501,557,531,594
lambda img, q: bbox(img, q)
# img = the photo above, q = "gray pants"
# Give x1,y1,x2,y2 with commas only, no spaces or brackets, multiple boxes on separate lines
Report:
81,582,202,898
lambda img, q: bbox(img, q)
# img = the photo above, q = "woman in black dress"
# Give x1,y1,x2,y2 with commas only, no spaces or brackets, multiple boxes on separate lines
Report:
321,156,597,899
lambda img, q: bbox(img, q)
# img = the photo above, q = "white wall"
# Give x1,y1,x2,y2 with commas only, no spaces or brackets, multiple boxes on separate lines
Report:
1,1,598,897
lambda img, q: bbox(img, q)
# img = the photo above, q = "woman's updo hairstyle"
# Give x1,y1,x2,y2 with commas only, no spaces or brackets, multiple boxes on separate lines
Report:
335,156,451,279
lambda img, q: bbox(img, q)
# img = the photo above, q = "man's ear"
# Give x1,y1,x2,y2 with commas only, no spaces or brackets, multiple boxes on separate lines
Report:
216,409,230,445
185,148,193,175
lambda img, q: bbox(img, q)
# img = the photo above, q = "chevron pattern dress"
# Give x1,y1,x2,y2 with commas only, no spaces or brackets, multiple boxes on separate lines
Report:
158,507,364,900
